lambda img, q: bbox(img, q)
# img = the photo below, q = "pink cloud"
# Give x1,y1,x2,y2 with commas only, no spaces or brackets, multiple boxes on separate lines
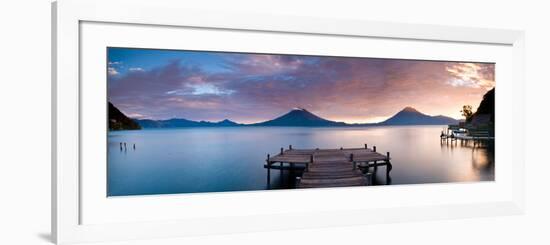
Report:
108,51,494,123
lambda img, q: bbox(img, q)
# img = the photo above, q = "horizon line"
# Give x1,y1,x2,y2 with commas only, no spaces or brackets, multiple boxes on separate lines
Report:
126,106,461,125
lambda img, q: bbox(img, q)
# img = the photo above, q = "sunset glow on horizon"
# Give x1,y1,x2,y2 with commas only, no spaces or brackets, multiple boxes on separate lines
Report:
107,48,495,124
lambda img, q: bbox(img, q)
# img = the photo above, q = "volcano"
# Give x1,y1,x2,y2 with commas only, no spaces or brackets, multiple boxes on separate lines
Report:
252,108,347,127
381,106,458,125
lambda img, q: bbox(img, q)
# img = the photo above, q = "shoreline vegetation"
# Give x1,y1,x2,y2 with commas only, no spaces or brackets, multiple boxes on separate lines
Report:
108,88,494,131
446,87,495,138
452,88,495,131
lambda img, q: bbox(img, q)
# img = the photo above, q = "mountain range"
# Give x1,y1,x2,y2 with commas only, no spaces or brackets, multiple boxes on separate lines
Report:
135,118,240,128
108,105,459,130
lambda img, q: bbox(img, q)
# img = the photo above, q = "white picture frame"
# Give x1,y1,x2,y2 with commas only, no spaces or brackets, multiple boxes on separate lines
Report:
52,0,525,244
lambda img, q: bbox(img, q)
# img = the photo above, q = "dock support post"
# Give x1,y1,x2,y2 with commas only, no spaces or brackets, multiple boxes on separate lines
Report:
306,155,313,172
366,172,373,186
280,147,284,155
280,162,284,185
386,152,392,185
364,143,368,149
373,146,377,152
351,153,356,170
289,145,292,150
363,161,369,173
266,154,271,189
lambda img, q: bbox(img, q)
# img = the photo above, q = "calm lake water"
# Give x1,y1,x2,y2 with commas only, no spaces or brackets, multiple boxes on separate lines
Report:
107,126,494,196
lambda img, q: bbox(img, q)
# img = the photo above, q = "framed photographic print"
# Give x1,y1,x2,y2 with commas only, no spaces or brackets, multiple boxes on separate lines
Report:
52,0,525,244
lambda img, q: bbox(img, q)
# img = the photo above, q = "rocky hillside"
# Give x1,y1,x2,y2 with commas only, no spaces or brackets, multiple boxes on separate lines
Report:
108,102,141,130
472,88,495,123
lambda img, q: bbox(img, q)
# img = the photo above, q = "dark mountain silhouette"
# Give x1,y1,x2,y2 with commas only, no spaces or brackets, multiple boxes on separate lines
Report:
108,102,141,130
132,107,458,128
216,119,240,126
136,118,198,128
472,88,495,123
467,88,495,128
251,108,347,127
380,106,458,125
136,118,240,128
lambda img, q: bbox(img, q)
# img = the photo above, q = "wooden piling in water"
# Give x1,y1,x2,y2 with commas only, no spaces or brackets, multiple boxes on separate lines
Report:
386,151,392,184
306,155,313,172
266,154,271,188
351,153,355,170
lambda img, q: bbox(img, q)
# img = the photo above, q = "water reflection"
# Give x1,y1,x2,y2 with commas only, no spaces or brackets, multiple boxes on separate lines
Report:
439,137,494,182
108,126,494,196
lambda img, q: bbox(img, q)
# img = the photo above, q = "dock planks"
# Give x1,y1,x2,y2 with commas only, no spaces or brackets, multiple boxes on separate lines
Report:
266,146,391,189
300,151,366,188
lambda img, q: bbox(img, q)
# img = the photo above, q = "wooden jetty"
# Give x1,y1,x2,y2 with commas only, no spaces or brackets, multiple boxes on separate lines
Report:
441,125,494,147
265,145,392,189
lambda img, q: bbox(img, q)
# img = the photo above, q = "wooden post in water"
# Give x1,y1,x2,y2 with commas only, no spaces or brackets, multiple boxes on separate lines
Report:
351,153,355,170
289,145,293,150
373,146,377,152
266,154,271,189
386,151,392,185
280,161,284,185
306,155,313,172
364,143,368,149
280,147,284,155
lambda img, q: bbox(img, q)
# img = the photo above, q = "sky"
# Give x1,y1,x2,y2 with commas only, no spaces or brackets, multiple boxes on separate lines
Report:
107,47,495,124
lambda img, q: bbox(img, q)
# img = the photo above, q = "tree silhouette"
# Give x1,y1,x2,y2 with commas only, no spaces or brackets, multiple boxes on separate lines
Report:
461,105,474,122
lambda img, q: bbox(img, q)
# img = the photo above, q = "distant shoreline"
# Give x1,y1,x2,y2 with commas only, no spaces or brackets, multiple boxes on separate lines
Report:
128,107,459,130
108,124,451,132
